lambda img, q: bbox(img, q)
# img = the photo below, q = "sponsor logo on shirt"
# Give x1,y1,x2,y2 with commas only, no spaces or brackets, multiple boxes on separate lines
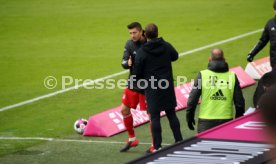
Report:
210,89,227,100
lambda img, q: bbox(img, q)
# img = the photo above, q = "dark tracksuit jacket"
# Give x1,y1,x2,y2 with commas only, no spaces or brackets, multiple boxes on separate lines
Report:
253,67,276,107
121,39,146,93
249,15,276,67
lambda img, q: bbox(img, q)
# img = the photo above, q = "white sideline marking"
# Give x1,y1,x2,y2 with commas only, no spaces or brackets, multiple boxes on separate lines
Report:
0,29,263,112
179,29,263,57
0,136,170,145
0,70,128,112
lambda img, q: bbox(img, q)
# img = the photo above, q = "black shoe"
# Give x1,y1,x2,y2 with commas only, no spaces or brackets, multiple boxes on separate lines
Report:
120,139,139,152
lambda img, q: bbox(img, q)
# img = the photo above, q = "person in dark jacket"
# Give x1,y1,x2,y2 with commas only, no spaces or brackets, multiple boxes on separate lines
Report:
133,23,183,152
253,65,276,107
258,85,276,162
247,0,276,67
186,48,245,133
120,22,150,152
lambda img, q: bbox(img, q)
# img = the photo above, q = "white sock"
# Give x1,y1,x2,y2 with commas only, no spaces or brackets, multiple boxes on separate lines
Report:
129,137,136,142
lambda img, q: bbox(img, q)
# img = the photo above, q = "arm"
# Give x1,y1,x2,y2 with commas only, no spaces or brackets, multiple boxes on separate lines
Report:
186,73,202,130
121,41,131,69
166,42,179,61
247,22,270,61
132,49,144,79
233,75,245,118
253,78,265,108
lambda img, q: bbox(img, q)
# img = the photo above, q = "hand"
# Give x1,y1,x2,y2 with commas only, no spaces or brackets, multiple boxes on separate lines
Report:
187,118,195,130
128,56,132,67
247,54,254,62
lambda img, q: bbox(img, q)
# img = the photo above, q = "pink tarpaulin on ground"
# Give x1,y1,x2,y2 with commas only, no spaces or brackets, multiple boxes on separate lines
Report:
83,106,149,137
83,83,191,137
174,82,192,110
197,111,269,142
230,66,256,88
84,66,256,137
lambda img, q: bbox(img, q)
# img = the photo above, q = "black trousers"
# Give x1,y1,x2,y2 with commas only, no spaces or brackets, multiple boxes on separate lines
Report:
150,109,183,149
197,118,232,133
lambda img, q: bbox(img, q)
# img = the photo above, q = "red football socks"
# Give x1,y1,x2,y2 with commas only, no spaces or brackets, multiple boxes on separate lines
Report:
123,113,135,138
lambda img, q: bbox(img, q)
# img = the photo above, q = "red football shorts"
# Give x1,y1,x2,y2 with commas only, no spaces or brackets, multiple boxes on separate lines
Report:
121,88,147,111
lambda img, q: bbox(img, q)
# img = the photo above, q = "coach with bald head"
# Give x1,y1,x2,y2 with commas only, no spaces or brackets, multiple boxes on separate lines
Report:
186,48,245,133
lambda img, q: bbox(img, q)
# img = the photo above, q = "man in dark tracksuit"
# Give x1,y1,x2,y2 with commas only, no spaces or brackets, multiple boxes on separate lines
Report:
253,65,276,107
187,49,245,133
120,22,150,152
247,0,276,67
133,24,183,152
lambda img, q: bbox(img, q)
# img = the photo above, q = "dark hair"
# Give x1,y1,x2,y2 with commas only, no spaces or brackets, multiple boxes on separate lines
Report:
127,22,142,31
262,73,276,88
211,48,224,61
145,23,158,39
274,0,276,10
258,85,276,127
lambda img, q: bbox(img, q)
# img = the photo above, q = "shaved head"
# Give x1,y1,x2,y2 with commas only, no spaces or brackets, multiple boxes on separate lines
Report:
210,48,224,61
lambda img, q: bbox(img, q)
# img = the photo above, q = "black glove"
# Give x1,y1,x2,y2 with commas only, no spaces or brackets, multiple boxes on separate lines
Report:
247,54,254,62
187,117,195,130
